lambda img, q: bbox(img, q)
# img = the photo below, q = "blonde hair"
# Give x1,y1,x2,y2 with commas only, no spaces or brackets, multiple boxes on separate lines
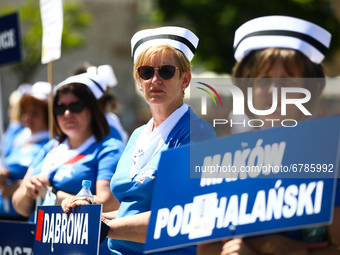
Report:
133,44,191,81
8,90,21,123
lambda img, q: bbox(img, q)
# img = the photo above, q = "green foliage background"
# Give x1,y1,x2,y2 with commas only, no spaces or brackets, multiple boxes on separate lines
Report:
152,0,340,74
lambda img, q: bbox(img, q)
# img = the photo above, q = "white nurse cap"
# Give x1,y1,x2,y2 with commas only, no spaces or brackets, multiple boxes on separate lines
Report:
87,65,118,87
131,26,199,63
233,15,331,64
31,81,51,101
55,72,106,99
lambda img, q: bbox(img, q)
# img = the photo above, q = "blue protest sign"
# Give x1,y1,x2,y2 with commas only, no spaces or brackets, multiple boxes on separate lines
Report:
34,204,102,255
191,115,339,180
145,115,340,253
0,221,35,254
0,12,23,67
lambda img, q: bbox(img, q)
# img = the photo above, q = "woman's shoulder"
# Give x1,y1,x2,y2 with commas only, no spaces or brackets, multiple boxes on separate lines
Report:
128,125,145,140
185,107,216,139
32,139,59,159
167,107,216,147
188,107,211,124
43,139,59,150
82,136,125,162
96,135,126,151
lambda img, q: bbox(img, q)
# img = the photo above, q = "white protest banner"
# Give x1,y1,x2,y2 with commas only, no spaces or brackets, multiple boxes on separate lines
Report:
40,0,63,64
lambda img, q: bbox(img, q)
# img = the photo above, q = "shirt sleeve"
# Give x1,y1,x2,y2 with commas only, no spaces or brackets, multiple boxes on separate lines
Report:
96,137,125,181
29,139,56,177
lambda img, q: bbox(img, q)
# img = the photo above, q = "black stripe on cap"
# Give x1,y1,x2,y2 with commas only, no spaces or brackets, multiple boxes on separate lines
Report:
89,78,104,93
234,30,328,55
132,34,196,60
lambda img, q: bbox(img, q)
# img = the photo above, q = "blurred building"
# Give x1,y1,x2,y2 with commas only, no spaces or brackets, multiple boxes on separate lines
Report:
0,0,153,134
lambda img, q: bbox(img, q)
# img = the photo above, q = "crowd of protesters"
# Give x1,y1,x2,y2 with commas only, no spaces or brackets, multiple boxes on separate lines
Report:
0,14,339,255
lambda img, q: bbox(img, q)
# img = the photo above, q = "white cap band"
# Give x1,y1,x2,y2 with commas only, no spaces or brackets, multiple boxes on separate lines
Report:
131,26,199,63
233,15,331,64
55,73,106,99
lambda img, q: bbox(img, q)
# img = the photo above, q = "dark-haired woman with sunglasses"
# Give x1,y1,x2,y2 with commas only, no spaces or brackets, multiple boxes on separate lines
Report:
12,73,125,220
61,27,216,255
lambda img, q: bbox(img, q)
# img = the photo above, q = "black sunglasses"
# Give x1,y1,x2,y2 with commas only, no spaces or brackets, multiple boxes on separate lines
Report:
54,101,86,115
137,65,179,80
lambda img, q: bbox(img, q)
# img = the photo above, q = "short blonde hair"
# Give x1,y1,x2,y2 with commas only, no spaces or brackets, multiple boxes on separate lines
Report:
133,44,191,81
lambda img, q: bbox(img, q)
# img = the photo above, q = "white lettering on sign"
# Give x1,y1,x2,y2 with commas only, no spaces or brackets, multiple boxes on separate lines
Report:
0,29,16,50
152,180,324,240
197,139,286,186
0,246,32,255
41,212,89,252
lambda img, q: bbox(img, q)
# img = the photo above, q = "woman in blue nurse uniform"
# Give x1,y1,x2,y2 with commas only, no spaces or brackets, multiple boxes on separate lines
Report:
62,26,216,254
12,72,125,219
198,15,339,255
2,84,31,158
0,82,50,221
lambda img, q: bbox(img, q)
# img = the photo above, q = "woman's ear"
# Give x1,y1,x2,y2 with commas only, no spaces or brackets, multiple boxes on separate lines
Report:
182,71,191,89
138,80,143,92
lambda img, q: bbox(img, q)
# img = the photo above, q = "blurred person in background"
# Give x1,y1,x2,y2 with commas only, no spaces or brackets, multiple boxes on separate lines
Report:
2,84,32,158
198,15,339,255
0,82,50,221
12,72,124,220
61,26,216,255
72,63,129,144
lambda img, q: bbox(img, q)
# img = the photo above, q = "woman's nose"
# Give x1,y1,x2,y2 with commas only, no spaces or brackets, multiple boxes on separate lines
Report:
268,81,282,93
64,109,71,116
151,69,162,83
